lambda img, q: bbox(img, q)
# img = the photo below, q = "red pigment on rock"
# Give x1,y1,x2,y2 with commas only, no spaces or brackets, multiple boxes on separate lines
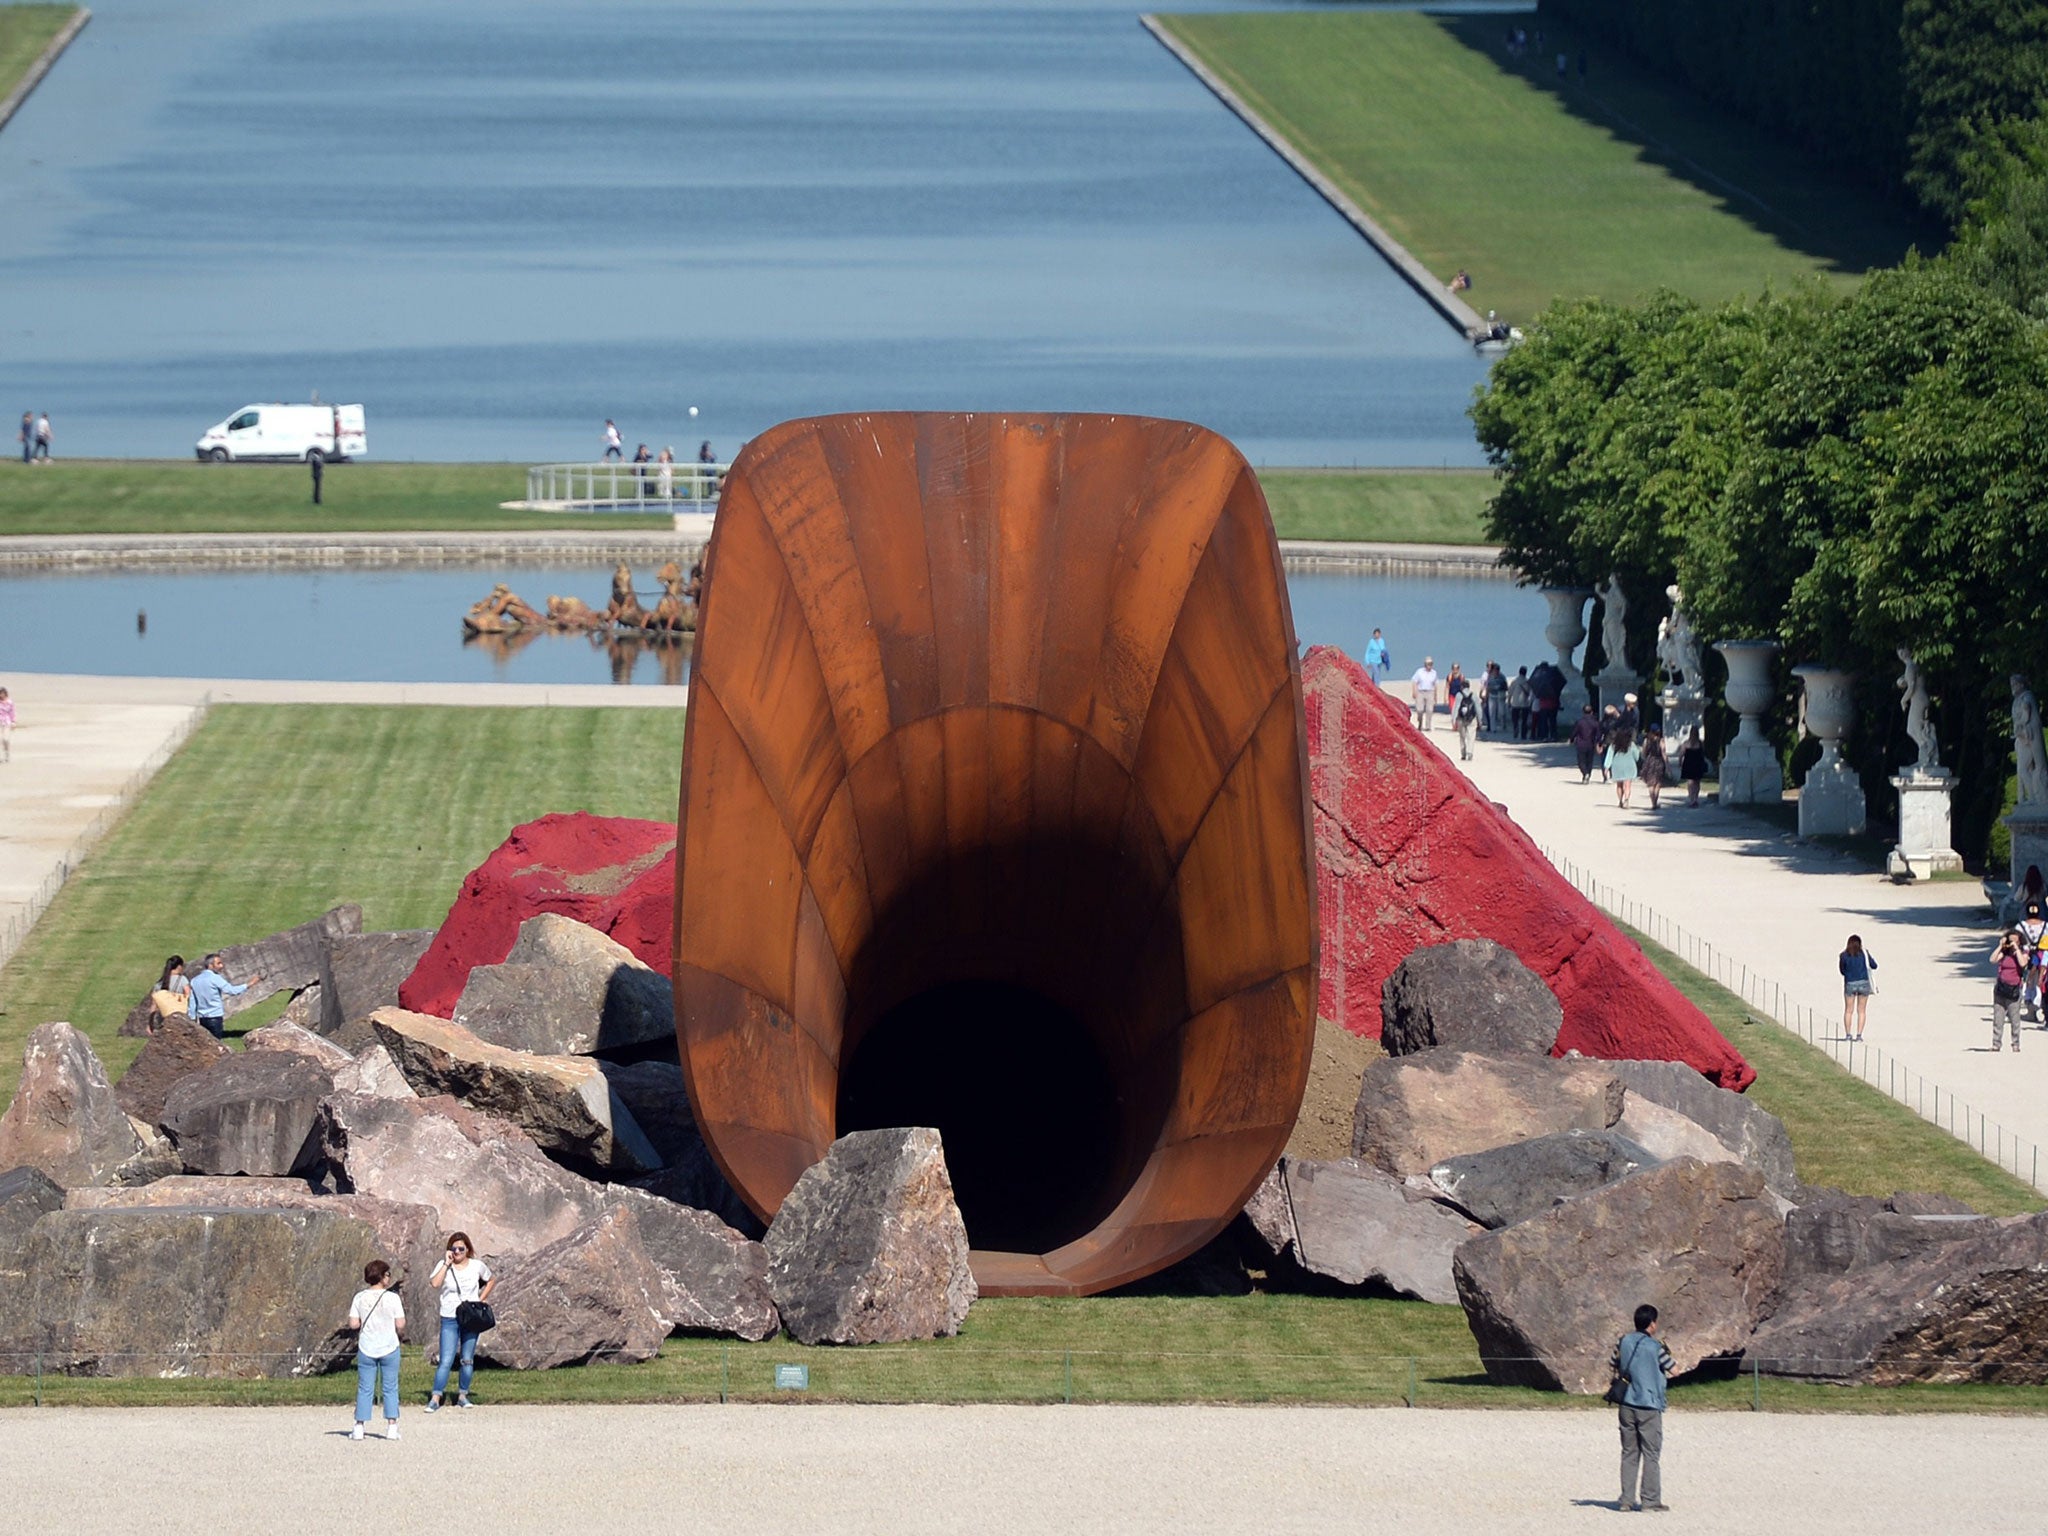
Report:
1304,644,1754,1091
397,812,677,1018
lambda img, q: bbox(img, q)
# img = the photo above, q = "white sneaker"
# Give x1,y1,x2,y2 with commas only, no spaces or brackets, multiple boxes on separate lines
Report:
350,1425,364,1441
386,1424,401,1441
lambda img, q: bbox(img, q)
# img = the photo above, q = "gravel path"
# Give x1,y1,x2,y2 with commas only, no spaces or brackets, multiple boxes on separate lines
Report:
2,1404,2041,1534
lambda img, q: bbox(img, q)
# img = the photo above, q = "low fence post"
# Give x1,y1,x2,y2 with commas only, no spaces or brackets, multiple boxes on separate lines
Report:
1405,1357,1417,1408
1750,1356,1761,1413
34,1350,42,1408
1063,1350,1073,1405
720,1343,729,1404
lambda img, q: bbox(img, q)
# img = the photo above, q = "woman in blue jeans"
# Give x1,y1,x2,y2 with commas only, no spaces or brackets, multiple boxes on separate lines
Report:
347,1259,405,1441
427,1232,494,1411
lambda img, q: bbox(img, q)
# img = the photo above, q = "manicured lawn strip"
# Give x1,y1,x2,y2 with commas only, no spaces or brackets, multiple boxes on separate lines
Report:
0,5,72,101
0,705,687,1097
1259,469,1494,545
1157,11,1926,325
0,461,674,534
1628,929,2044,1217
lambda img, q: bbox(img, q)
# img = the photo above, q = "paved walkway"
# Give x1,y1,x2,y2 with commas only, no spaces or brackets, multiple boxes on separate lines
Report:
2,1404,2039,1535
1422,706,2044,1185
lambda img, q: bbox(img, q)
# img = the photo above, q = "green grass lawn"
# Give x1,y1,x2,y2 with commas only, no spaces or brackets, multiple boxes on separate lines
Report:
0,460,680,534
0,4,73,101
1158,11,1931,325
0,705,687,1095
1,705,2042,1409
1259,468,1493,544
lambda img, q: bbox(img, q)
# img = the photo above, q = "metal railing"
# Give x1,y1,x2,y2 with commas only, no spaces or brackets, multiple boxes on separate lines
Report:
1544,847,2048,1194
0,695,213,987
525,462,728,512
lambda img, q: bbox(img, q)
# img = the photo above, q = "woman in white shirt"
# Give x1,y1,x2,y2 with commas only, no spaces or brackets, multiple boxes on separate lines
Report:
427,1231,494,1411
347,1259,405,1441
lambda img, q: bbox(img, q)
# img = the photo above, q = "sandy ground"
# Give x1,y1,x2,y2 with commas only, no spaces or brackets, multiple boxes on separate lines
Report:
2,1404,2043,1534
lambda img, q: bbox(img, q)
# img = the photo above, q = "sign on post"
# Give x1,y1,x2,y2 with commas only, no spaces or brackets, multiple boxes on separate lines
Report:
774,1363,810,1391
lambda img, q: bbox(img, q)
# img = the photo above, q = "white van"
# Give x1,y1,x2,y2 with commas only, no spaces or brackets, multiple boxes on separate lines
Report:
195,403,367,462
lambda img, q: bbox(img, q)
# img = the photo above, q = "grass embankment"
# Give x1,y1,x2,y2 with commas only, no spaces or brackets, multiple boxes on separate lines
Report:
0,5,74,102
0,707,2040,1408
1158,10,1929,325
0,460,1493,544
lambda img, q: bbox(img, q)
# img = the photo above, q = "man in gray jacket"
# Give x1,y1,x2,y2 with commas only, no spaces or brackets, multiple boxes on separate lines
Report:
1613,1303,1676,1512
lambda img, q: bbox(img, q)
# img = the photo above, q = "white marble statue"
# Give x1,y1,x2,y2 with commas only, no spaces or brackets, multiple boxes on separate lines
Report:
1658,584,1702,693
1595,574,1629,675
2014,675,2048,806
1897,647,1939,775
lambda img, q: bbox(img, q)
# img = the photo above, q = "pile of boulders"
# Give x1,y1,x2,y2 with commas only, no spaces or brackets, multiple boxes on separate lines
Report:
0,884,975,1379
1247,938,2048,1390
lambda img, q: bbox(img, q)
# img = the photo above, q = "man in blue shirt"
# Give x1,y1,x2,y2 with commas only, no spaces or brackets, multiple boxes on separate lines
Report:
1613,1303,1676,1512
188,952,262,1039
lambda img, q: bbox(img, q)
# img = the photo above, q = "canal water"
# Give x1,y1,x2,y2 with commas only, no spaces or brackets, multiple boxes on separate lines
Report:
0,564,1548,687
0,0,1494,465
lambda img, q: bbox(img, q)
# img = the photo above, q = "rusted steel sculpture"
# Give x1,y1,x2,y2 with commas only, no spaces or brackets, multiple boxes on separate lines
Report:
673,412,1316,1296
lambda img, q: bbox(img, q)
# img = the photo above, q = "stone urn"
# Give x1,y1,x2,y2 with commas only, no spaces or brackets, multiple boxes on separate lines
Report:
1713,640,1782,805
1540,587,1593,716
1792,665,1864,837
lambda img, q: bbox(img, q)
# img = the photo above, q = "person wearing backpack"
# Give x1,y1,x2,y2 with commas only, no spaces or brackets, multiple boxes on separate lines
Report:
347,1259,406,1441
427,1231,495,1411
2020,901,2047,1023
1454,685,1480,761
1611,1304,1676,1512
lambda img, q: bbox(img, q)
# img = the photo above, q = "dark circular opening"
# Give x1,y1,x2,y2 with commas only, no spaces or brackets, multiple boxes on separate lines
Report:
835,980,1124,1255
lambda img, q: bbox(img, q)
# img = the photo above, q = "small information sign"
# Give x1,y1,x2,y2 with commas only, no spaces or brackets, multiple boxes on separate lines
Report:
774,1363,810,1391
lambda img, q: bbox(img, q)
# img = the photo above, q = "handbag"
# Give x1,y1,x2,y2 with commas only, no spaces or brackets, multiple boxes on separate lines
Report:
1605,1335,1643,1406
451,1261,496,1335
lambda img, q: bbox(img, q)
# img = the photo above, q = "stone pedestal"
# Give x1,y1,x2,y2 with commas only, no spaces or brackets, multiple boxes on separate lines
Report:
1659,689,1705,757
1794,665,1865,838
2004,804,2048,893
1540,588,1592,718
1888,774,1963,878
1594,669,1642,716
1714,640,1782,806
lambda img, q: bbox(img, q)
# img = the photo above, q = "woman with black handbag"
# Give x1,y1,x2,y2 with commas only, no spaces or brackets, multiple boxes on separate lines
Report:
426,1231,495,1411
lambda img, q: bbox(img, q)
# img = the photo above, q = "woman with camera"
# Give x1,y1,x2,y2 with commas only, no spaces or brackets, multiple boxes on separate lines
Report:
1838,934,1877,1041
1991,929,2027,1053
426,1232,494,1411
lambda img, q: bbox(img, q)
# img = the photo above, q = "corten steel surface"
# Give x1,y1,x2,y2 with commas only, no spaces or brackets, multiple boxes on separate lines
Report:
672,412,1316,1296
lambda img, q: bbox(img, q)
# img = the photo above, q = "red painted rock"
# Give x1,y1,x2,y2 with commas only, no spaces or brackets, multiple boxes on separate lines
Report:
1303,645,1753,1091
399,813,677,1018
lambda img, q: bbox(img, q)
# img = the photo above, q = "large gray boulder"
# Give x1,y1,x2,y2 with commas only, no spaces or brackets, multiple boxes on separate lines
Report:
1241,1163,1295,1255
159,1051,334,1177
1379,940,1563,1058
368,1007,660,1174
216,904,363,1018
330,1043,417,1102
0,1022,147,1187
453,914,675,1057
1747,1210,2048,1384
0,1167,64,1283
318,928,435,1036
1453,1158,1786,1393
1351,1048,1625,1178
599,1059,758,1233
1430,1129,1659,1230
477,1204,671,1369
607,1185,778,1339
1606,1059,1798,1193
0,1206,379,1377
1275,1156,1481,1303
1779,1192,1996,1281
113,1018,231,1126
67,1176,445,1335
244,1022,354,1072
295,1091,604,1262
764,1128,977,1345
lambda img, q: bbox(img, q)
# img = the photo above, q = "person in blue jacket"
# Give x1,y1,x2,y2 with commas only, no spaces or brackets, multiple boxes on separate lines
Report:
1613,1303,1676,1513
1362,628,1390,683
187,951,261,1039
1839,934,1876,1042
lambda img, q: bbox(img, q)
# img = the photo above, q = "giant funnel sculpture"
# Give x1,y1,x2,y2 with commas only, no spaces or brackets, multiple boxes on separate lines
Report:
674,412,1316,1296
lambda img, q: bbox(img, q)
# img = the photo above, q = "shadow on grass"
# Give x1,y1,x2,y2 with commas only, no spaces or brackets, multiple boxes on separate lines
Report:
1430,13,1936,281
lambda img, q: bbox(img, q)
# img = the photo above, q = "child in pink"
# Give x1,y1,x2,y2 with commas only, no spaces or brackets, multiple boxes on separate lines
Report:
0,687,15,763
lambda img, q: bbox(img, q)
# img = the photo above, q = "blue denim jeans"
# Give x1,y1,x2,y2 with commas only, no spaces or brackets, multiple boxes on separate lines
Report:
355,1350,400,1422
433,1317,478,1396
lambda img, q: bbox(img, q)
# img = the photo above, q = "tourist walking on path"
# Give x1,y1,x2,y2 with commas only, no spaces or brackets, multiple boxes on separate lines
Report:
1483,661,1507,733
0,685,14,763
348,1259,406,1441
1679,728,1710,807
1507,666,1531,739
1613,1304,1674,1513
1605,728,1640,808
16,412,30,465
1839,935,1876,1041
32,412,50,462
2021,900,2048,1022
602,420,623,459
1410,657,1439,730
1569,704,1602,783
187,951,259,1039
1639,728,1668,810
1596,705,1622,781
1531,662,1561,740
1363,628,1390,685
1990,929,2026,1053
1445,663,1470,723
427,1233,493,1411
1454,686,1480,761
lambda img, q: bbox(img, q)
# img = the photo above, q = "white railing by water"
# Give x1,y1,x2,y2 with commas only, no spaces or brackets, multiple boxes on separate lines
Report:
526,461,729,511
